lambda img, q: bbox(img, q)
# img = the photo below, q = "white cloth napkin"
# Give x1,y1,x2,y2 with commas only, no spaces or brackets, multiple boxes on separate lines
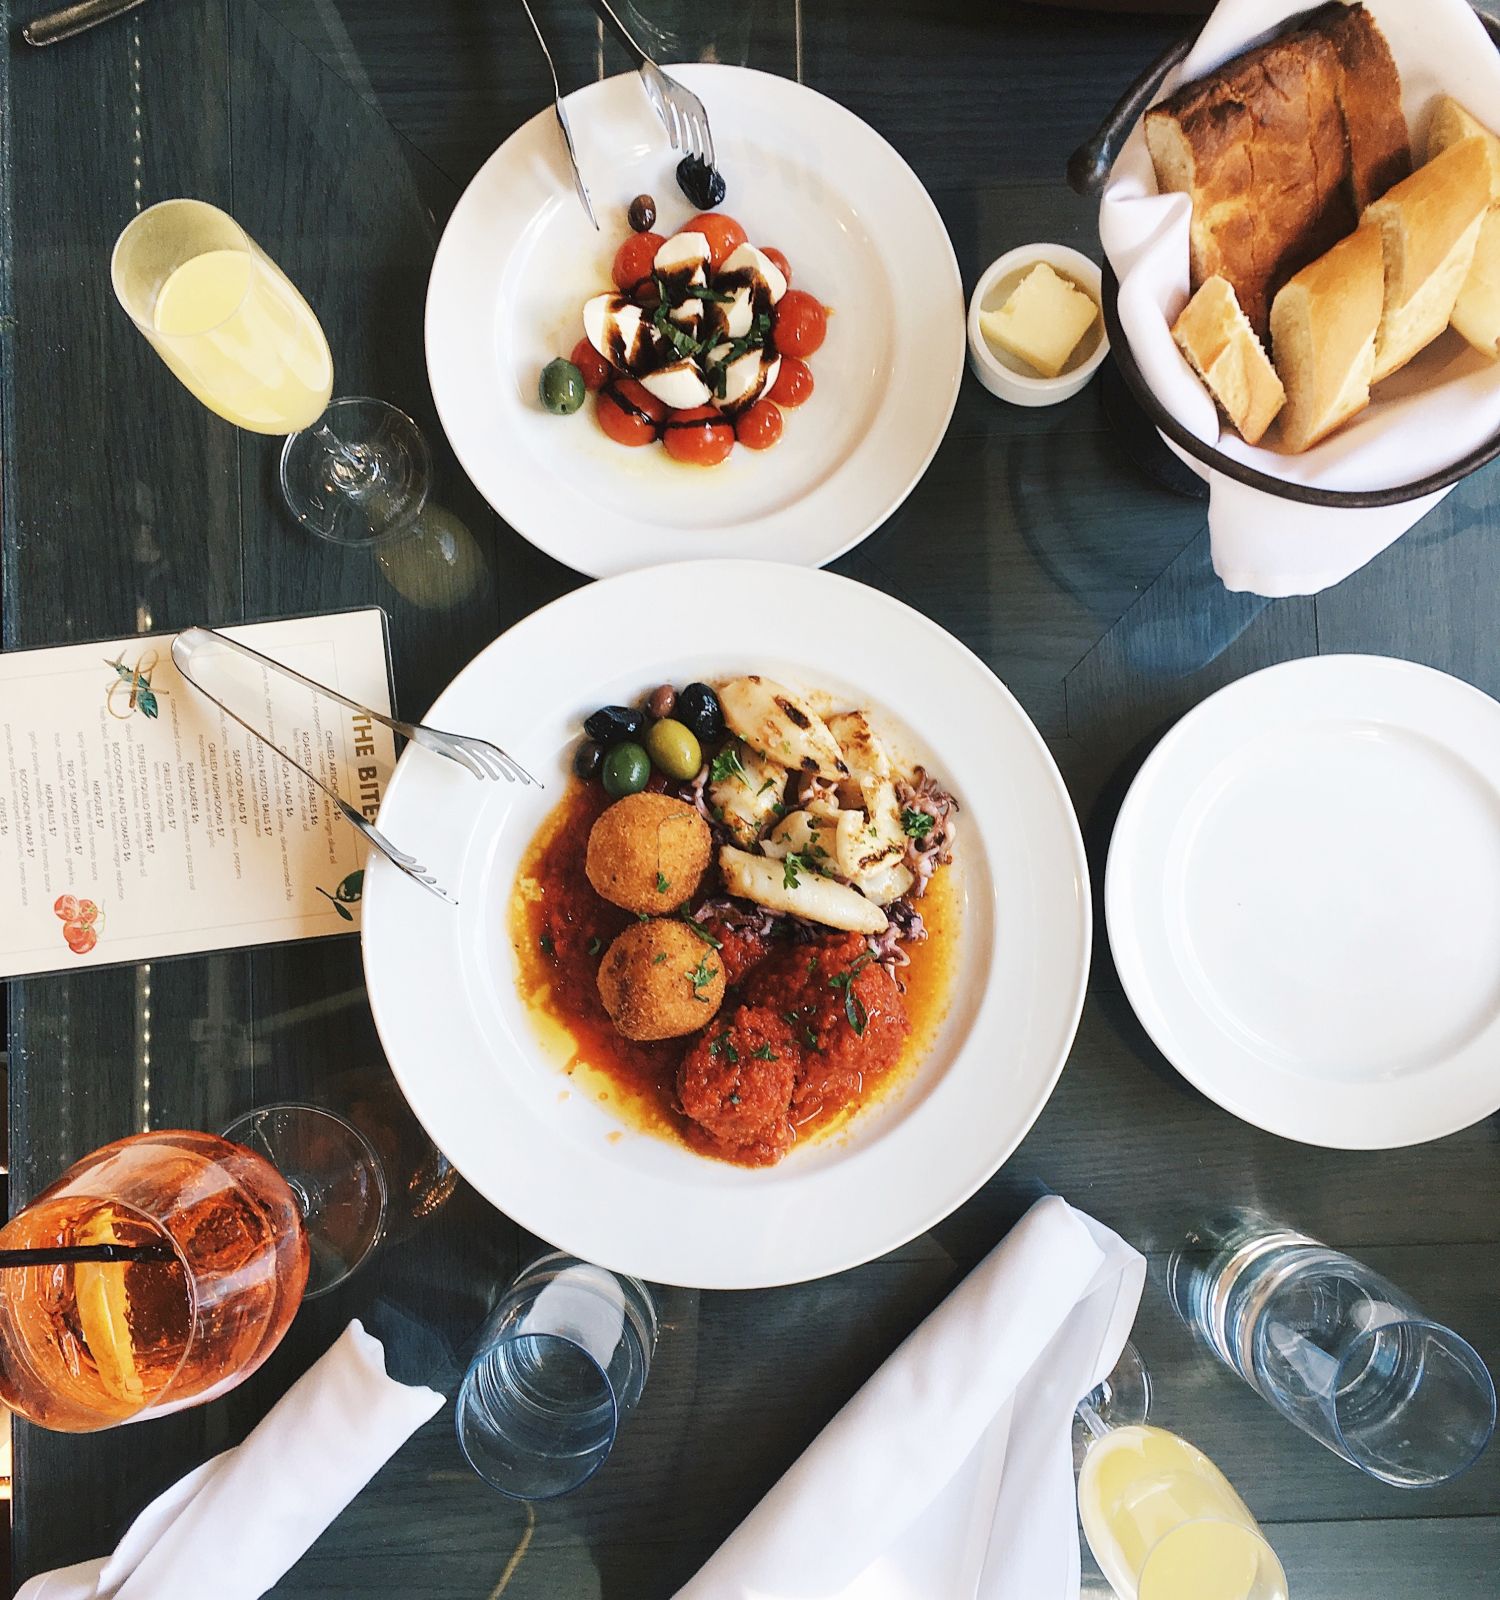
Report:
16,1319,444,1600
1099,0,1500,597
672,1196,1145,1600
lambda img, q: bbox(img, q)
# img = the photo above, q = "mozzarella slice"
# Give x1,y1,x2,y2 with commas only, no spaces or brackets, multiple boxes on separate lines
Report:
654,231,710,284
705,284,754,341
718,243,788,305
583,294,650,371
714,350,781,415
640,359,711,409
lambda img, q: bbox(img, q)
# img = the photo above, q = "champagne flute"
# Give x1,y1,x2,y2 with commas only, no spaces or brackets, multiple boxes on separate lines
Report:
1075,1346,1289,1600
111,198,431,546
0,1129,308,1432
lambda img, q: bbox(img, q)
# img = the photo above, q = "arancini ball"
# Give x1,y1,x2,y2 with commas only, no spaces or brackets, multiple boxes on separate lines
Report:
597,919,726,1041
585,792,711,915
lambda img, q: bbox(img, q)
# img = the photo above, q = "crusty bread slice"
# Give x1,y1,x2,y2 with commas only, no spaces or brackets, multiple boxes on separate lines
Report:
1427,96,1500,201
1145,28,1353,338
1452,208,1500,357
1270,224,1385,453
1364,136,1490,382
1301,3,1411,210
1172,276,1286,444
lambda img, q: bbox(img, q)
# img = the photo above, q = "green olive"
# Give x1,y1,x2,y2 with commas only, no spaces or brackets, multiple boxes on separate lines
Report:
539,358,586,415
645,718,703,782
602,741,651,797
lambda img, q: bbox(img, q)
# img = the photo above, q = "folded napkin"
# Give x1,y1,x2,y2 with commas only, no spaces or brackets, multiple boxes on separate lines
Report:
1099,0,1500,597
17,1320,444,1600
673,1196,1145,1600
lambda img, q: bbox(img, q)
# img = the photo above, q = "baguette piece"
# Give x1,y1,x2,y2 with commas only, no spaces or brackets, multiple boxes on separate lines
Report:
1146,28,1354,338
1452,210,1500,357
1301,3,1411,210
1364,136,1490,381
1172,277,1286,444
1269,224,1385,453
1427,96,1500,200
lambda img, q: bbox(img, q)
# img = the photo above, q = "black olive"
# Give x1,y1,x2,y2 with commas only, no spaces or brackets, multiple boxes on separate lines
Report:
584,705,647,746
675,155,726,210
573,739,604,780
675,682,724,743
627,193,657,233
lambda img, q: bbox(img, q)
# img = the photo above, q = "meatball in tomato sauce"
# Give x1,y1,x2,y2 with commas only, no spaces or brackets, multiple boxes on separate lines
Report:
677,1007,799,1164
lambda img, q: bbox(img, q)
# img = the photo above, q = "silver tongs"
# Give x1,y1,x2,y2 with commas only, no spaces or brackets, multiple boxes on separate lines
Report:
518,0,599,229
172,626,539,906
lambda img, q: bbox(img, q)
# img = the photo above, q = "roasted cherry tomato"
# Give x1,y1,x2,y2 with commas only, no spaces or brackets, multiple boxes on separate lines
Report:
612,230,666,293
685,213,747,272
597,379,667,447
735,399,783,450
662,404,735,466
772,289,828,358
762,247,791,286
569,337,614,392
768,355,813,408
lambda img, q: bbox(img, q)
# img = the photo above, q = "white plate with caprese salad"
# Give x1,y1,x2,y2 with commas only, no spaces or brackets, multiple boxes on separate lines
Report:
425,65,964,579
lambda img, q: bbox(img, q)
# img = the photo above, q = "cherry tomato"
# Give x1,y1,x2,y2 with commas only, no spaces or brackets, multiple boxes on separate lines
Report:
762,247,791,286
65,922,97,954
769,356,813,407
77,899,99,925
569,337,614,392
773,290,828,358
612,230,666,292
53,894,79,921
735,400,783,450
597,379,667,447
684,213,747,272
662,404,735,466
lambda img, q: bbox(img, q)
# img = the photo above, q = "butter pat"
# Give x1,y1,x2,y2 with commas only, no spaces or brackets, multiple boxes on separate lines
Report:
980,262,1099,379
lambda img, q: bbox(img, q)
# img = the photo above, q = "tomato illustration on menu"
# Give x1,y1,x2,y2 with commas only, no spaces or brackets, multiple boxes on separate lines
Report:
53,894,103,956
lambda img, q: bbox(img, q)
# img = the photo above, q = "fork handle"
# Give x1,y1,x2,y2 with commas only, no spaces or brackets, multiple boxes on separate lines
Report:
581,0,649,67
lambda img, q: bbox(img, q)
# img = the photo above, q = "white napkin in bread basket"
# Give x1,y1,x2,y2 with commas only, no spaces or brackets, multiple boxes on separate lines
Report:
1099,0,1500,597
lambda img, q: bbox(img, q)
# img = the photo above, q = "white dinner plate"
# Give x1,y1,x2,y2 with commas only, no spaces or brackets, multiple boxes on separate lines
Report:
425,65,964,579
1107,655,1500,1149
362,563,1089,1288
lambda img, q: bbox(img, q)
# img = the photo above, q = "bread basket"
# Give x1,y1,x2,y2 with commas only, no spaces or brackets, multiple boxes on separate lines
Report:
1069,7,1500,509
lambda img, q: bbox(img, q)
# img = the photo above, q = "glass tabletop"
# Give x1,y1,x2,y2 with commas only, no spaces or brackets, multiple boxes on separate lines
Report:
2,1,1498,1594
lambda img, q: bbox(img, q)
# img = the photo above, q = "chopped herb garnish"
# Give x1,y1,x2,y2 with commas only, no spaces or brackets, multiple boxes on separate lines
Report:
710,745,749,786
687,955,718,999
770,801,787,818
757,777,777,796
828,953,873,1037
637,911,650,922
783,850,818,890
693,284,735,303
806,955,818,976
652,952,668,965
677,915,724,950
588,937,603,957
656,872,671,894
751,1043,779,1061
539,934,555,956
902,808,936,840
709,1033,740,1064
728,1092,741,1104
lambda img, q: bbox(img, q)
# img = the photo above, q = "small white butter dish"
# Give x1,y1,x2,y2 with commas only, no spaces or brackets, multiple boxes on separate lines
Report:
967,244,1108,407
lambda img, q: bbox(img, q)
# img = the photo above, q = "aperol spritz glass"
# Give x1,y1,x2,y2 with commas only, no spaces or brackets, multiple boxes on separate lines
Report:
0,1129,309,1432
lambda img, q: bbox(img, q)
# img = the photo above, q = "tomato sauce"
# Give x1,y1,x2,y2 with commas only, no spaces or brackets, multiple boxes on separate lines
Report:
511,779,960,1166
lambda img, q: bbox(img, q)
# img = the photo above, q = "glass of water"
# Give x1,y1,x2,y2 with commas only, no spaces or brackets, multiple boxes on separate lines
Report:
1168,1213,1495,1487
456,1251,657,1500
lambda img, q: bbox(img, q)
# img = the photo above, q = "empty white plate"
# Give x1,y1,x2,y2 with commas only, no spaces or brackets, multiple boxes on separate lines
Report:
1106,655,1500,1148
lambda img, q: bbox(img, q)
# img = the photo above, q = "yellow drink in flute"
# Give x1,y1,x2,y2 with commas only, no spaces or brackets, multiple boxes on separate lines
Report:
146,245,333,433
1078,1425,1288,1600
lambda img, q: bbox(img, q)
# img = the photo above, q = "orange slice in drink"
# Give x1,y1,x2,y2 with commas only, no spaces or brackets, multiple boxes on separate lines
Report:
74,1208,146,1410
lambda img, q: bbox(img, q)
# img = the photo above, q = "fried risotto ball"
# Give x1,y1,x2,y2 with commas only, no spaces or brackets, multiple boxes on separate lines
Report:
585,792,711,915
597,919,726,1041
677,1006,800,1162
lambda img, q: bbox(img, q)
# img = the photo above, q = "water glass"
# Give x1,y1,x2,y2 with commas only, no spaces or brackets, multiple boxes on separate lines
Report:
1169,1213,1496,1487
456,1251,657,1500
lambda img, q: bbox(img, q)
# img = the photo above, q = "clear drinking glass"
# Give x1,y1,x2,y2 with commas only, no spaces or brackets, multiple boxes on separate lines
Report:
221,1103,388,1299
111,198,430,545
1076,1346,1289,1600
456,1251,657,1500
1168,1213,1496,1488
0,1130,309,1432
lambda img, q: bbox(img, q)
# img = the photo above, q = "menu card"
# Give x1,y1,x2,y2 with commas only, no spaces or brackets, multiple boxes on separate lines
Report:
0,610,396,978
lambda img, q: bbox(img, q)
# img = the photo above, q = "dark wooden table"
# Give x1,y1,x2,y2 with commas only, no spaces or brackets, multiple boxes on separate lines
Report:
3,1,1498,1594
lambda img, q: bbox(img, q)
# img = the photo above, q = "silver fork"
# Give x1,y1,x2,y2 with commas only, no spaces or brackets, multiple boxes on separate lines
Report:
518,0,599,229
583,0,716,171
